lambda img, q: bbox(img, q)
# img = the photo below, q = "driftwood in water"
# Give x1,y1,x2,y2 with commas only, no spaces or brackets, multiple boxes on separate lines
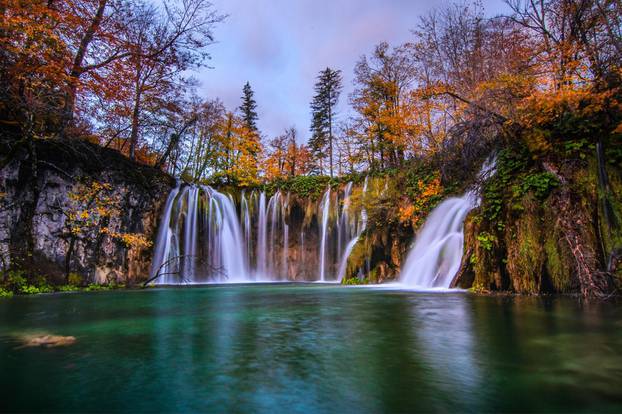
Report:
142,255,228,287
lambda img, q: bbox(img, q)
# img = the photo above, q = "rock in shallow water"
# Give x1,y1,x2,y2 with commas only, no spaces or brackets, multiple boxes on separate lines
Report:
19,334,76,348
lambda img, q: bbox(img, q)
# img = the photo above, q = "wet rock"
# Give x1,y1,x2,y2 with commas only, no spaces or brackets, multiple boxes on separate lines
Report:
20,334,76,348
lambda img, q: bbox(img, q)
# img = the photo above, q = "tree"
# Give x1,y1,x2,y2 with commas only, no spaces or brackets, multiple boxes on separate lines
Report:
123,0,223,160
309,67,342,176
350,43,416,170
265,133,288,179
239,81,259,133
505,0,622,86
0,0,71,139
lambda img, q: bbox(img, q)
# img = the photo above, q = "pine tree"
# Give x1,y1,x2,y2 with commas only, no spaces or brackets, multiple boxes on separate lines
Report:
309,68,342,176
239,82,259,133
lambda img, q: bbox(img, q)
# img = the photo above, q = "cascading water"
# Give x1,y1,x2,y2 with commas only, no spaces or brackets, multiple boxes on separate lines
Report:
399,159,496,288
150,181,368,284
336,179,368,282
150,185,250,284
318,187,331,282
399,193,478,288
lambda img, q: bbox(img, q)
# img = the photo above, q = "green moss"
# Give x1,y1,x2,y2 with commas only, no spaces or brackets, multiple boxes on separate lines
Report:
472,228,502,291
543,235,572,292
505,195,544,293
84,283,120,292
600,162,622,257
468,282,489,294
344,235,370,279
342,277,370,285
262,175,334,199
476,232,496,251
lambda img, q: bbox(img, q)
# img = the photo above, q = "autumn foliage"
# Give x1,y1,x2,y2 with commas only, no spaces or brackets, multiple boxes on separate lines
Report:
1,0,621,186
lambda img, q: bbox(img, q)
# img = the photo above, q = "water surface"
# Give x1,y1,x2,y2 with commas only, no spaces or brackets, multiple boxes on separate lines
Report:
1,285,621,413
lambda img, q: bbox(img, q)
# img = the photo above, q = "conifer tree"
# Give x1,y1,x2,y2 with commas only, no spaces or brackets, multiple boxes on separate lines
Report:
239,82,259,133
309,68,342,176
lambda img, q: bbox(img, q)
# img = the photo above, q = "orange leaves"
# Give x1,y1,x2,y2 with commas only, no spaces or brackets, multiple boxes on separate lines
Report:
419,176,442,198
511,81,622,158
398,204,415,225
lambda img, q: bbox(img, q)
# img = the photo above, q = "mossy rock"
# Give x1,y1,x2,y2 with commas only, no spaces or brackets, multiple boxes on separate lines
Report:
542,198,578,292
504,193,545,293
471,219,505,291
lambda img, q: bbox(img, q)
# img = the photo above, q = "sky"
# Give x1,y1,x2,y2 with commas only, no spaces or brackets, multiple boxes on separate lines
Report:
197,0,509,142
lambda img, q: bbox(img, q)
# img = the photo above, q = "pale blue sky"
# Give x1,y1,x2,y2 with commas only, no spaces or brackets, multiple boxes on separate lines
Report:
197,0,509,141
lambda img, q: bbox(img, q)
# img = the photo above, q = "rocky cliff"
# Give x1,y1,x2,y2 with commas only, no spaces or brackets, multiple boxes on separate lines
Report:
0,139,174,285
453,148,622,298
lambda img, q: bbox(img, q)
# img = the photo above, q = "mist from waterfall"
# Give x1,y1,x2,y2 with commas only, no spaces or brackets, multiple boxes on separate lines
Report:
150,182,367,284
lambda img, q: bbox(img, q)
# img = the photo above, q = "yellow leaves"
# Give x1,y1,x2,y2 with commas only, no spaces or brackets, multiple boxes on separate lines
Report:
64,179,151,250
101,229,152,249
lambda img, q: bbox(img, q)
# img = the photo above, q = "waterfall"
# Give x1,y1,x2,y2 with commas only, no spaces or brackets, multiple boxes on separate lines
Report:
282,192,290,279
399,158,496,288
150,179,373,284
256,192,267,278
150,185,249,284
336,179,368,282
150,183,181,284
399,194,477,288
318,187,331,281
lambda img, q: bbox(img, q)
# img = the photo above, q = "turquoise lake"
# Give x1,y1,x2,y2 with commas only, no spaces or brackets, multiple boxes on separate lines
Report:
1,284,621,413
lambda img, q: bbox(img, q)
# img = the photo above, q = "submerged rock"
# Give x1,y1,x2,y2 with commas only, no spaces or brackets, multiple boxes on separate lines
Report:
19,334,76,348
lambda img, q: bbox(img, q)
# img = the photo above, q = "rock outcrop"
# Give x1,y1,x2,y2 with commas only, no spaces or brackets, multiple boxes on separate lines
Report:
0,139,174,284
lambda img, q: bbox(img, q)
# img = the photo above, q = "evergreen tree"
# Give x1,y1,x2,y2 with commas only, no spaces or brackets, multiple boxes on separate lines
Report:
239,81,259,133
309,67,342,176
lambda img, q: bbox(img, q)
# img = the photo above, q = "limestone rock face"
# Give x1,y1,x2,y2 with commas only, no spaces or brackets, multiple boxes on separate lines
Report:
0,140,174,284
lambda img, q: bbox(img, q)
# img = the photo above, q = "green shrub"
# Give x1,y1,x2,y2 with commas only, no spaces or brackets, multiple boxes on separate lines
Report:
0,287,13,298
4,270,27,292
514,172,559,199
84,283,119,291
57,285,80,292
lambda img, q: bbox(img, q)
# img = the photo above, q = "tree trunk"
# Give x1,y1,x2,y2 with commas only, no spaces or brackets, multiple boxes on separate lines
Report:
62,0,108,131
328,103,333,177
129,64,142,160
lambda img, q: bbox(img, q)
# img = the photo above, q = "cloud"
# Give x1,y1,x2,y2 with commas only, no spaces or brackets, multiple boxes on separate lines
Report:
196,0,509,141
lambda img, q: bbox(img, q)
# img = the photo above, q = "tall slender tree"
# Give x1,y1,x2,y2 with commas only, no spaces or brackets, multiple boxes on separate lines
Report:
239,81,258,133
309,67,342,176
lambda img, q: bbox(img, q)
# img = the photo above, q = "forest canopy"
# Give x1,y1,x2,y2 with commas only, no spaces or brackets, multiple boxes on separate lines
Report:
1,0,621,186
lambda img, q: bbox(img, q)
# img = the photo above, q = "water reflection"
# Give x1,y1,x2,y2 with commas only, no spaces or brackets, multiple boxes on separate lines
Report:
407,295,483,411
